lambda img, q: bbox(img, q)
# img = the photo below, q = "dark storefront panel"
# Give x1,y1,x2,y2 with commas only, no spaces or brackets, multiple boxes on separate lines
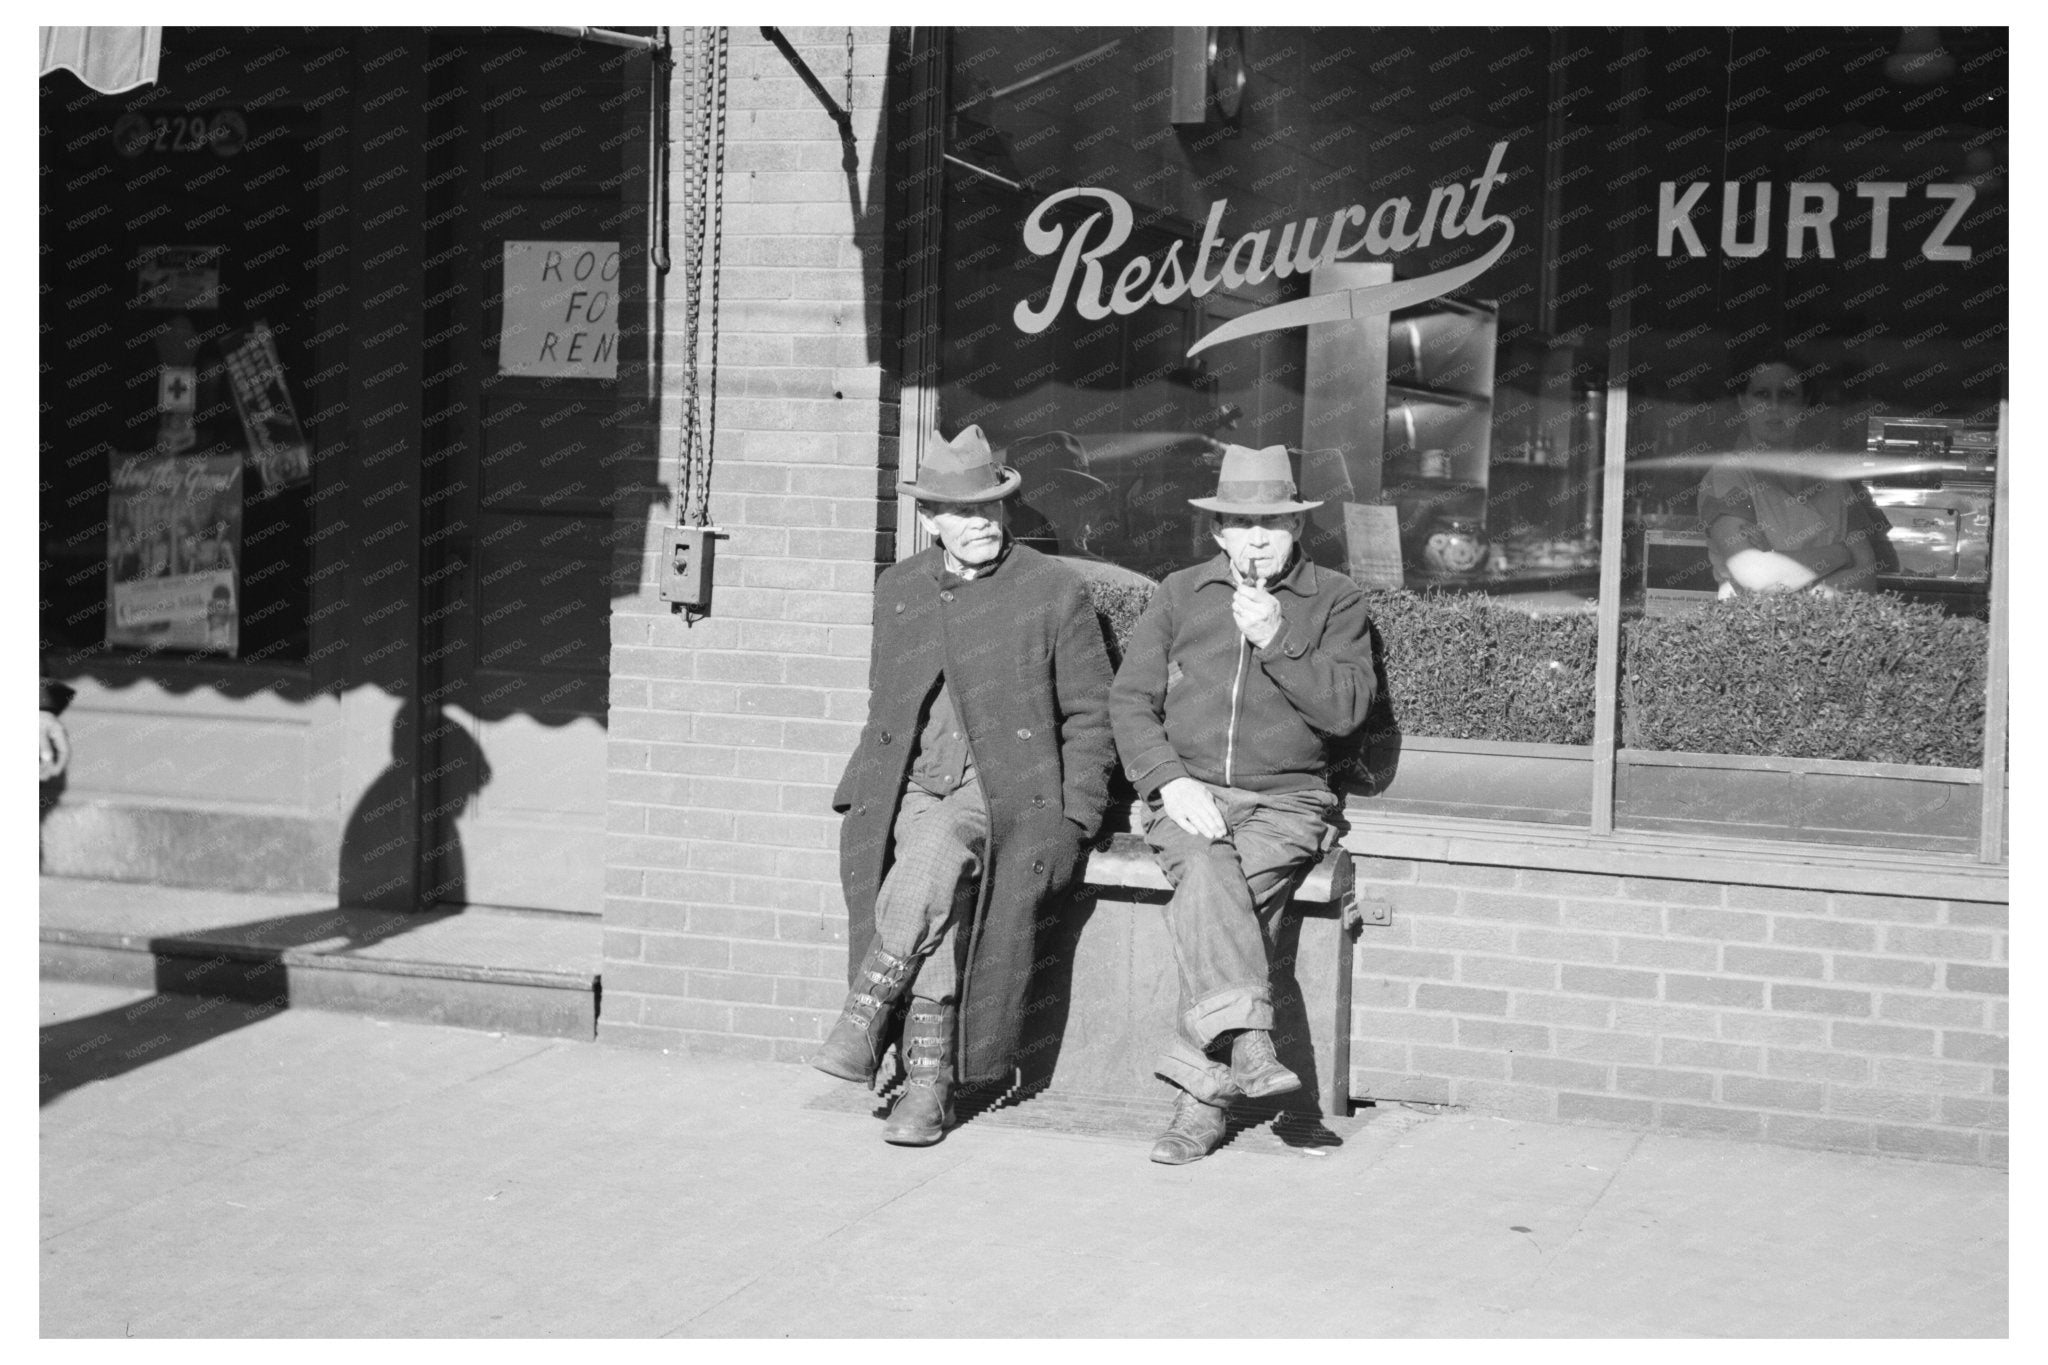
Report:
39,28,657,904
39,32,364,893
42,89,330,663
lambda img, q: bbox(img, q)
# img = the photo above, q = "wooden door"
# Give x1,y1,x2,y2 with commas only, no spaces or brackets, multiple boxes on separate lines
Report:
416,34,651,914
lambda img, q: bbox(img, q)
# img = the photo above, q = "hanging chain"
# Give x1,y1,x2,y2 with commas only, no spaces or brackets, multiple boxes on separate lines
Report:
676,26,705,526
697,28,728,533
677,26,728,542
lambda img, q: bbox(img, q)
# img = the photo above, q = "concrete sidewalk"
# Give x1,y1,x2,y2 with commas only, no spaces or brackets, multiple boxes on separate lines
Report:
40,979,2006,1338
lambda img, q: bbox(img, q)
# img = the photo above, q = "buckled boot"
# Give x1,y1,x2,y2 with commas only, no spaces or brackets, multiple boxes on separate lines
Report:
1149,1088,1231,1165
811,941,918,1083
1228,1028,1301,1099
882,998,956,1146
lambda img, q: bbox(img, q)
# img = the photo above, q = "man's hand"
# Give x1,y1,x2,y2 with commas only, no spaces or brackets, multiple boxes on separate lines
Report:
1231,578,1283,650
39,711,69,782
1724,547,1819,593
1159,776,1227,839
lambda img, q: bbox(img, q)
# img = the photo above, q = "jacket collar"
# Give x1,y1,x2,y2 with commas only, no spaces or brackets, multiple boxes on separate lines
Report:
1192,548,1319,596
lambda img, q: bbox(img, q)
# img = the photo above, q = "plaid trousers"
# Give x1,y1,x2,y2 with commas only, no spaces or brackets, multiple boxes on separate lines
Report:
870,776,988,1002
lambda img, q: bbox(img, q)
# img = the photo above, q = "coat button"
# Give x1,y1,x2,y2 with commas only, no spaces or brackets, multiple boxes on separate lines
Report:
1031,859,1045,875
940,590,955,602
880,731,892,745
1016,727,1032,740
1032,795,1046,808
857,803,867,814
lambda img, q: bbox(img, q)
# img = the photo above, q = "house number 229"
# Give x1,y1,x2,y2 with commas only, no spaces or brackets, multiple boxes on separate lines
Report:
114,110,249,158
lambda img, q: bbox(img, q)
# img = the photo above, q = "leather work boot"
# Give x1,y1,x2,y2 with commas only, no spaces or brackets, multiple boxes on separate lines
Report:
882,998,956,1146
811,941,919,1083
1149,1088,1231,1165
1228,1028,1301,1099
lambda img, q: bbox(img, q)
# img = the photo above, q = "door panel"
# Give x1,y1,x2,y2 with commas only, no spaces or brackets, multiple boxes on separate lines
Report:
441,707,609,913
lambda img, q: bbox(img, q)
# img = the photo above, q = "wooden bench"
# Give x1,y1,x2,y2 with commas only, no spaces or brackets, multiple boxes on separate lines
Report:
1019,818,1363,1119
1084,829,1361,916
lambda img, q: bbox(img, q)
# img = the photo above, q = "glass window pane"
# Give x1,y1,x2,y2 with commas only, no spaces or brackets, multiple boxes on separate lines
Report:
1611,28,2005,852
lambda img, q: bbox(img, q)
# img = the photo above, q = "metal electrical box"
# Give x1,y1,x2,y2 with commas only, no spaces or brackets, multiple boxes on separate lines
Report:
659,525,715,610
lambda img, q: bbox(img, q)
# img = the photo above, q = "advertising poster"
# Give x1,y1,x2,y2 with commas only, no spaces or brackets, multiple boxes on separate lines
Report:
222,319,312,490
497,240,620,379
134,244,222,310
106,453,242,656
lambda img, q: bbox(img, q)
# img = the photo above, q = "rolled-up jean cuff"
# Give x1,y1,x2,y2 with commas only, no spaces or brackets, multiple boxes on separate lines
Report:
1155,1051,1238,1105
1181,985,1272,1050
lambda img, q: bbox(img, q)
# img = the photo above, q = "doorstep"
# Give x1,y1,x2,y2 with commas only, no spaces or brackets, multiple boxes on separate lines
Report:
37,876,599,1039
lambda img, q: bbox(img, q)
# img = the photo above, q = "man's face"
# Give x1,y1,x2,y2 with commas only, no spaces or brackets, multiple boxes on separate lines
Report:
918,499,1009,566
1739,362,1806,449
1211,512,1302,586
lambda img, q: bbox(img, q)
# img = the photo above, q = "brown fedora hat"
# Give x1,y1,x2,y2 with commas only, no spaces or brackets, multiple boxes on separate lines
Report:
1188,443,1322,514
896,425,1023,503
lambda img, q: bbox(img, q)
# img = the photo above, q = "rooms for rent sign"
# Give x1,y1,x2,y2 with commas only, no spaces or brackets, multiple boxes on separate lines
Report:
498,241,621,379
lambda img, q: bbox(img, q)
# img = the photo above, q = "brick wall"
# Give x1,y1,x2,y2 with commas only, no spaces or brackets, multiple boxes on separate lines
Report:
1347,857,2008,1166
600,27,899,1055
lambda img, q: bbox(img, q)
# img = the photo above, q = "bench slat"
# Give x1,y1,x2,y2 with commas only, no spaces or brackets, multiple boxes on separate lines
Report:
1083,832,1352,904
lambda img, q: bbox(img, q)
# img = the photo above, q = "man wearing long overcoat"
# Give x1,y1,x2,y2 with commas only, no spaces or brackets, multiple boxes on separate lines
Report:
818,426,1116,1145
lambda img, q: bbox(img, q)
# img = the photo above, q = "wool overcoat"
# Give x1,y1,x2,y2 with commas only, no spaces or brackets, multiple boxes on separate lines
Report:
831,542,1115,1084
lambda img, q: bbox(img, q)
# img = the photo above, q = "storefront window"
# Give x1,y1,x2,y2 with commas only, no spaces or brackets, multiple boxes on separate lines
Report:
926,26,2005,854
1606,28,2004,852
41,75,329,666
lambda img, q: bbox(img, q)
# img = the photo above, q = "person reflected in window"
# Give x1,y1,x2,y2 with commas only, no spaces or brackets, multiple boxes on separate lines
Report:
1697,352,1896,596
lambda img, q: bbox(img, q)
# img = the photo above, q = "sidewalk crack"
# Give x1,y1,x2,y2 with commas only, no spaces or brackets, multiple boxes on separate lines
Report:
1485,1128,1646,1324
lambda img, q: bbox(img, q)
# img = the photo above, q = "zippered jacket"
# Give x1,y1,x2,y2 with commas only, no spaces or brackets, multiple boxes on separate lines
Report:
1111,551,1375,799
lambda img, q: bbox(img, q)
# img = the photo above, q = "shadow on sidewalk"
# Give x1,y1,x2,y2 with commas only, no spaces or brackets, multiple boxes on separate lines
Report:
39,906,456,1106
40,720,496,1105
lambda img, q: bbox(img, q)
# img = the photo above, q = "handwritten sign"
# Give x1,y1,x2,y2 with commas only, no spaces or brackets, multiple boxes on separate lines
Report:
498,241,620,379
1343,503,1406,590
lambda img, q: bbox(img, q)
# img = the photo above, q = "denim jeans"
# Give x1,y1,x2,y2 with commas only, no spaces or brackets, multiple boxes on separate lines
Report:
1142,782,1336,1103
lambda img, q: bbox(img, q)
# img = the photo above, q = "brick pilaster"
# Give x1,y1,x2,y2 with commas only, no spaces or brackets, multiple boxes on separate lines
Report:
601,27,901,1057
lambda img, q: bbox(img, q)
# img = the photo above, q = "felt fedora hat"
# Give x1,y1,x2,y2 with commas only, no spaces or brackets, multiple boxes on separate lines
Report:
1188,443,1322,514
896,425,1023,503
